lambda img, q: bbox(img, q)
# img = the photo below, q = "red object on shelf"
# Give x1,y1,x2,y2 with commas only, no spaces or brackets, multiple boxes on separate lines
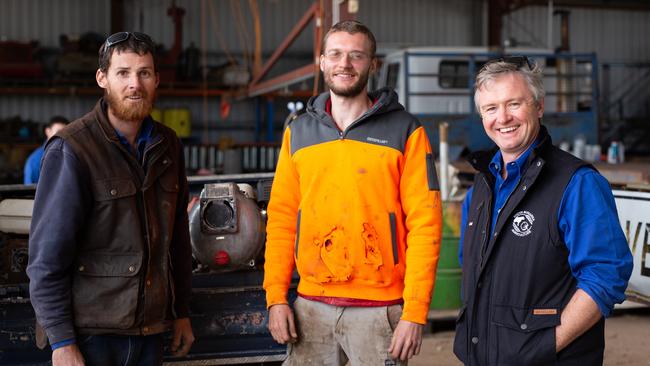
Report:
0,41,44,78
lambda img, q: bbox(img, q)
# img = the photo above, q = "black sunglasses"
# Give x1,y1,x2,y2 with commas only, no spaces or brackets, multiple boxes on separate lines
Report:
104,31,154,49
483,55,536,71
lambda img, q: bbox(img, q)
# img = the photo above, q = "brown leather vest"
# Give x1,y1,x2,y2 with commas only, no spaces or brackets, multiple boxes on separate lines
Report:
57,100,186,336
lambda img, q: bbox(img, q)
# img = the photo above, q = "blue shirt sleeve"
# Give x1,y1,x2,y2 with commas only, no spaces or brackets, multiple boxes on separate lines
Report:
459,186,473,267
558,166,633,317
51,338,75,350
27,138,91,345
23,147,44,184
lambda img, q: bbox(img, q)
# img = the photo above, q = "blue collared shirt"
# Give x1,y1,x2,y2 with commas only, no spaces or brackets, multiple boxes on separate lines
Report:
459,143,633,316
114,117,154,163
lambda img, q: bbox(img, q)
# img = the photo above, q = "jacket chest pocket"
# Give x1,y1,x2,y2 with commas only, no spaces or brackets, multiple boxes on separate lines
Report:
92,178,137,202
72,251,143,329
491,304,560,366
87,178,139,248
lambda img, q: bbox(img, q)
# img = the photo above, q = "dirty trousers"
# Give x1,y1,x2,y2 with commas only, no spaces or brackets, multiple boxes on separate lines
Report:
283,296,406,366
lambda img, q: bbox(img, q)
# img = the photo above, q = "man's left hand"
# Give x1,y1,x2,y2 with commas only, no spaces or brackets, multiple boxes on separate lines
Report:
388,319,423,361
170,317,195,357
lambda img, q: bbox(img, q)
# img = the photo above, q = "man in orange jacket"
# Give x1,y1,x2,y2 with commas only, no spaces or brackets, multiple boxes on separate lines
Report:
263,20,442,365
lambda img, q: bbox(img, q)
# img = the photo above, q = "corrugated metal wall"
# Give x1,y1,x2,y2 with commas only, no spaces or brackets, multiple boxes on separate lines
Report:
504,5,650,120
504,5,650,62
2,1,650,140
3,1,647,62
0,0,484,142
359,0,484,49
122,0,315,56
0,0,110,46
1,0,483,54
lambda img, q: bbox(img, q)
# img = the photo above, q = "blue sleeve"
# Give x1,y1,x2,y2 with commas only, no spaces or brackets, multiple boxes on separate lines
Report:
26,138,91,345
23,148,42,184
558,166,633,317
23,154,34,184
51,338,75,350
459,186,473,267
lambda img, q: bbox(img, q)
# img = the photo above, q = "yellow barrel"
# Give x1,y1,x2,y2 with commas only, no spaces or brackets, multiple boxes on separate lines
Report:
150,108,163,123
162,108,191,137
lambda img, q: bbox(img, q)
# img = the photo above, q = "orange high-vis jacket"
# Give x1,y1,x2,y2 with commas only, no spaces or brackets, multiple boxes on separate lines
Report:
263,88,442,324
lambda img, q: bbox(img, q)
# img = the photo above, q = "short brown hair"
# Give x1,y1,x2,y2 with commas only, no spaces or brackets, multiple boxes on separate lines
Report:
322,20,376,58
98,32,157,73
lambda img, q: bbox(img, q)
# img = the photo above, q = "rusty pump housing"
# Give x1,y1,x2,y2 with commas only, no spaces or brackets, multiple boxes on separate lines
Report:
189,182,266,272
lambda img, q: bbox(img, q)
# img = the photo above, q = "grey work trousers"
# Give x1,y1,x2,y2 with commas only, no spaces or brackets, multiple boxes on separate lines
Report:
283,296,406,366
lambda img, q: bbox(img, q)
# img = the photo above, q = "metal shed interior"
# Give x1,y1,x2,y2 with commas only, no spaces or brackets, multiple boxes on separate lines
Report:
1,0,650,182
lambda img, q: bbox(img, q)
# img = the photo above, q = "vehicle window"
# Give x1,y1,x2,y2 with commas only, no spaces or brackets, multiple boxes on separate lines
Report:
439,60,469,89
439,60,486,89
386,63,400,89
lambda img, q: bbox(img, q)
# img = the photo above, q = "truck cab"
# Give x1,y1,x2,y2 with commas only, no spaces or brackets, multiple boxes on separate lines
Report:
375,47,599,151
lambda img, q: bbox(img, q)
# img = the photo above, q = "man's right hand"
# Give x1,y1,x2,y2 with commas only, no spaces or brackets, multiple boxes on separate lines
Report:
52,343,85,366
268,304,298,344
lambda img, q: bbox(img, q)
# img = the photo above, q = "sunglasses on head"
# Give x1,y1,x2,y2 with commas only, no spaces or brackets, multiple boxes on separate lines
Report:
104,31,154,49
483,55,536,70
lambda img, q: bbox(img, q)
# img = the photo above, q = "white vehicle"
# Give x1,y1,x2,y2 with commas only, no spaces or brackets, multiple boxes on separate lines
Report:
614,187,650,305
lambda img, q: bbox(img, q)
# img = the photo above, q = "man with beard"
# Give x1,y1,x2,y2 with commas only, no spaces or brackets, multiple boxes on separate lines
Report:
263,21,442,365
27,32,194,365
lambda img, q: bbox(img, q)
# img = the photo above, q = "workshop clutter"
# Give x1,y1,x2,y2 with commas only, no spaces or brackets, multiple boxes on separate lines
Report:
183,142,280,175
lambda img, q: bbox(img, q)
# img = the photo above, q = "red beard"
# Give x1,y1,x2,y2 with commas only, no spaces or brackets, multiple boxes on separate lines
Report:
105,90,155,122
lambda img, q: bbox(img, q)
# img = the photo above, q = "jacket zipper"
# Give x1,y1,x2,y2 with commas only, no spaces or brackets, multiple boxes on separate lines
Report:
479,175,492,266
331,100,383,139
136,135,166,327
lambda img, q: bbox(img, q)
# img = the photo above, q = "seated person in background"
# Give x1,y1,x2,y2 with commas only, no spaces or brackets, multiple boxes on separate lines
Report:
23,116,69,184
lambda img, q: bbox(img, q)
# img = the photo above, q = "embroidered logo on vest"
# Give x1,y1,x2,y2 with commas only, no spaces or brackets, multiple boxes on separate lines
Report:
512,210,535,237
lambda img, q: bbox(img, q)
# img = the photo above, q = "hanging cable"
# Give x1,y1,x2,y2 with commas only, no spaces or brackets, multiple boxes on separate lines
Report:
208,0,238,65
230,0,251,72
248,0,262,78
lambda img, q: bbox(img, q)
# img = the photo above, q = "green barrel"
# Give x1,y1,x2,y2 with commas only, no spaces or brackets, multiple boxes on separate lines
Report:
430,235,462,309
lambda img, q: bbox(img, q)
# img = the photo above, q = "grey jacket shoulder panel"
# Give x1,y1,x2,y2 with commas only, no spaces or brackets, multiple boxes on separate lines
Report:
288,113,341,155
290,87,422,155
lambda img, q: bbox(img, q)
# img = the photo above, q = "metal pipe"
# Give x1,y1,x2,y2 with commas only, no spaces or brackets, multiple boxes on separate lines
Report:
547,0,554,50
332,0,340,26
439,122,449,201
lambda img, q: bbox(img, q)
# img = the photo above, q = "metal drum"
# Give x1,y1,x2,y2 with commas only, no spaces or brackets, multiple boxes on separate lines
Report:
189,183,265,272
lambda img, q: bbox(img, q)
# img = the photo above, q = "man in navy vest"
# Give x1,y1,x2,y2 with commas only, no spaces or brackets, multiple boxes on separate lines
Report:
453,56,633,365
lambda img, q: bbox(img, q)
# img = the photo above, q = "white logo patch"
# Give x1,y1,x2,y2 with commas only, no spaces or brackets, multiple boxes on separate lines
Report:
366,137,389,145
511,210,535,237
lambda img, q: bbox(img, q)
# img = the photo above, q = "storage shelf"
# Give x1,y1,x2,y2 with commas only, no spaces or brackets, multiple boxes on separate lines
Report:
0,84,314,98
0,85,228,97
